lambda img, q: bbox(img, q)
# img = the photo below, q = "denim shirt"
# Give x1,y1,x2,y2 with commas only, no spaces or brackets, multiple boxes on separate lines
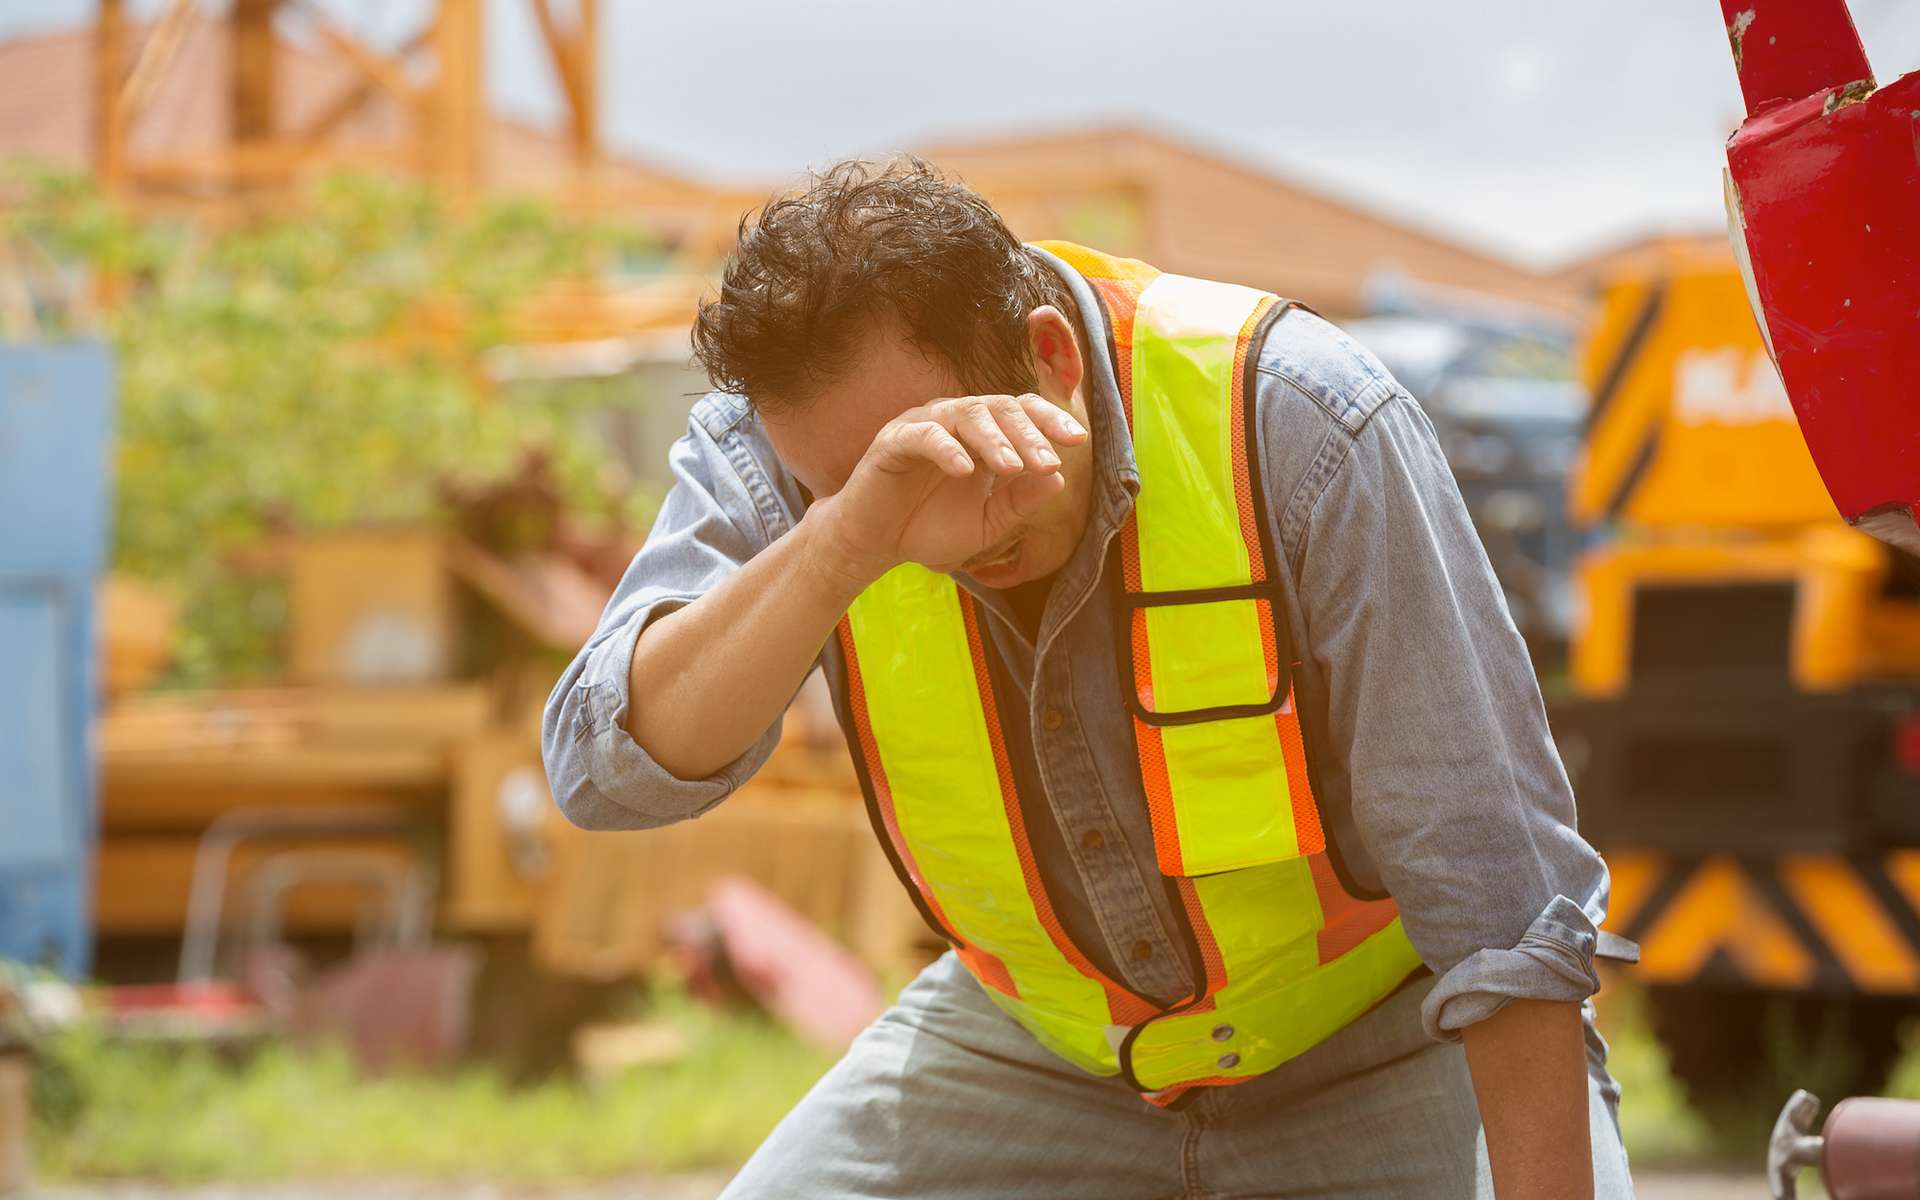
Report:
542,246,1619,1042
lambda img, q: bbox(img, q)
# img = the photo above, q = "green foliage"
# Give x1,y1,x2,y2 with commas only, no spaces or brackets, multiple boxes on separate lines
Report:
1592,981,1714,1166
31,986,831,1184
5,168,658,685
1874,1017,1920,1100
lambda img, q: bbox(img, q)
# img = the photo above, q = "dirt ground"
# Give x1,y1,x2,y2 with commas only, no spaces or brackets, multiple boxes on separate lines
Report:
39,1168,1767,1198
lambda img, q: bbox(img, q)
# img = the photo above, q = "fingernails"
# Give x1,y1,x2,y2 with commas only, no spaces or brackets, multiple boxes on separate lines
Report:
998,449,1021,470
951,452,974,473
1038,447,1060,467
1064,417,1087,437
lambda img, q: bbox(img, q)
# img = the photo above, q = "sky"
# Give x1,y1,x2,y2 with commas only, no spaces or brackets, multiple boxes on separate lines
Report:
11,1,1920,267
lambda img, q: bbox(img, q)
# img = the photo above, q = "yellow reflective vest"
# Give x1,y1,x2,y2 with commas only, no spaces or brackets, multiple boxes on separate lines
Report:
832,242,1422,1101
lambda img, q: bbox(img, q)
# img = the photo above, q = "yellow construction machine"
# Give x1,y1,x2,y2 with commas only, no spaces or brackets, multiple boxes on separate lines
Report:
1564,242,1920,1102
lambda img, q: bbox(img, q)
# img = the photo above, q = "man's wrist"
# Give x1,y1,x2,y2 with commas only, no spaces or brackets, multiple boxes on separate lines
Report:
795,499,889,604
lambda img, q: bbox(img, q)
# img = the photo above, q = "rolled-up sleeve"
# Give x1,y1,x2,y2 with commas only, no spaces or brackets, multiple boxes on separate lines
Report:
1292,392,1613,1041
541,401,787,831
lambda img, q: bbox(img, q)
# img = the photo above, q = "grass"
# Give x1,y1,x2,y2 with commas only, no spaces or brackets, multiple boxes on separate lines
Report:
30,985,835,1186
1593,977,1715,1166
29,968,1902,1185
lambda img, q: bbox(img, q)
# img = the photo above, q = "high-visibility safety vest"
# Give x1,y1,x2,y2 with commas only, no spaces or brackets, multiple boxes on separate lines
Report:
831,242,1423,1101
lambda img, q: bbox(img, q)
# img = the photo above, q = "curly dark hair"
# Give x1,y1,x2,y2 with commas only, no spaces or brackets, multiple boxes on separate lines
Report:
691,155,1078,411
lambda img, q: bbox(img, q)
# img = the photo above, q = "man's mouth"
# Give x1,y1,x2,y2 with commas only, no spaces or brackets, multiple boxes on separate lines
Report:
963,536,1023,574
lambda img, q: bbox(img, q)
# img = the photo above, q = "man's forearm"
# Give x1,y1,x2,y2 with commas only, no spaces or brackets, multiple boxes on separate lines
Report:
1461,999,1592,1200
625,502,872,780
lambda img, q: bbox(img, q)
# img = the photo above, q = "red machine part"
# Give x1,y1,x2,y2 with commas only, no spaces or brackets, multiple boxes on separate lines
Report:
1720,0,1920,551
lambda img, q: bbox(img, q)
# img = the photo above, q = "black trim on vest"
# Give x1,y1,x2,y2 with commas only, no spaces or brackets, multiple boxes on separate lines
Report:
1123,582,1278,607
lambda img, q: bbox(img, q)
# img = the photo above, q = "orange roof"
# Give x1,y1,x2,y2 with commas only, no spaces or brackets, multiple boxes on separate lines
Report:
920,123,1578,317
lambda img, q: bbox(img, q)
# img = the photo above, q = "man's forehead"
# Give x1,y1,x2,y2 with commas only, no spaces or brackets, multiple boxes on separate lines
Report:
761,327,963,488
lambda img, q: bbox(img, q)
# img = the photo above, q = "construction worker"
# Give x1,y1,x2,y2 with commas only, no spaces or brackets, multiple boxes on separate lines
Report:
544,156,1634,1199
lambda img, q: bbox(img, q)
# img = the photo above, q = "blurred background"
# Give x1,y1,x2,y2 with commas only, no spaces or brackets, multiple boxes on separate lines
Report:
2,2,1919,1196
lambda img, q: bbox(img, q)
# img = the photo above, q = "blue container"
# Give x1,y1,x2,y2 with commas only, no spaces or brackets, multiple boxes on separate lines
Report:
0,344,114,978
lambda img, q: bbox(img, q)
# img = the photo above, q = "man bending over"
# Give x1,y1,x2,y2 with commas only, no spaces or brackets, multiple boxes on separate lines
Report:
544,157,1633,1199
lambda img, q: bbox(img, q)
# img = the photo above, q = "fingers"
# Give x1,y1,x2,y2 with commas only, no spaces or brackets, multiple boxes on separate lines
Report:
934,394,1079,478
987,394,1062,475
1017,394,1089,447
946,397,1026,476
874,394,1085,487
876,419,975,479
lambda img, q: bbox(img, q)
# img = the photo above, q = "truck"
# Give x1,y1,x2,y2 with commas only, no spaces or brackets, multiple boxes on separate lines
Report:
1559,240,1920,1105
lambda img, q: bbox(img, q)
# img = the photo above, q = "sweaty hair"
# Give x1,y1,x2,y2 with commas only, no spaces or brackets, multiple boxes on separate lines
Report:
691,155,1078,411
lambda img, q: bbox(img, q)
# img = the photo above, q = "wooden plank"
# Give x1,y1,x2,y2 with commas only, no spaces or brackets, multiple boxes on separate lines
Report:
99,781,439,836
117,0,197,134
286,531,455,686
528,0,597,169
103,743,450,794
575,0,599,168
427,0,485,197
291,26,433,147
291,0,421,109
443,731,547,931
94,0,129,194
102,683,492,748
98,683,492,804
127,143,410,187
95,836,422,935
230,0,281,144
531,796,925,980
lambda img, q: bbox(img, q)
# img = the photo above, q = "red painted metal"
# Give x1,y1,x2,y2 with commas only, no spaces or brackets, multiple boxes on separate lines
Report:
1721,0,1920,550
1719,0,1872,116
704,876,884,1051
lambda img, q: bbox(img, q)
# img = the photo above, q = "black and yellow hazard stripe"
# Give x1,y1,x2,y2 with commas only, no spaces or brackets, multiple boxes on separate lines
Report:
1605,851,1920,994
1571,278,1669,527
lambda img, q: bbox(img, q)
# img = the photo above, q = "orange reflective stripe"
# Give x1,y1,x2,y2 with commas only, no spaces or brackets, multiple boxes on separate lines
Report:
1275,686,1327,861
957,946,1019,996
961,597,1157,1026
1175,877,1228,1006
1090,257,1192,877
835,616,1019,997
1308,853,1399,965
1230,295,1277,594
1129,607,1186,875
1227,293,1325,859
1140,1075,1259,1109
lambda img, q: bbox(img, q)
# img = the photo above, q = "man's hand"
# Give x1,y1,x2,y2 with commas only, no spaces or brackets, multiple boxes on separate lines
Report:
1462,999,1594,1200
810,393,1087,586
623,391,1085,780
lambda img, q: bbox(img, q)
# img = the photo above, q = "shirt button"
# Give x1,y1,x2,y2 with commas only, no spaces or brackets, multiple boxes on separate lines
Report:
1211,1024,1234,1042
1080,829,1105,851
1217,1052,1241,1070
1042,707,1065,731
1131,940,1153,962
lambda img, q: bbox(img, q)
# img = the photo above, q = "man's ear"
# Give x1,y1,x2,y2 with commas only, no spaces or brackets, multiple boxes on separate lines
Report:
1026,305,1083,401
